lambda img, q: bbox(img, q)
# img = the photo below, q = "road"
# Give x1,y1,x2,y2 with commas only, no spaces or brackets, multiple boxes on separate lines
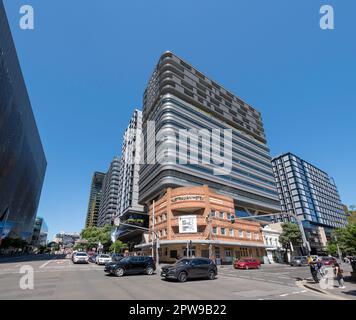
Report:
0,255,334,300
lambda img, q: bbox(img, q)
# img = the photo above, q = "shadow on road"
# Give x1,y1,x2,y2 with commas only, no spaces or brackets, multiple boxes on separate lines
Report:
341,290,356,297
0,254,66,264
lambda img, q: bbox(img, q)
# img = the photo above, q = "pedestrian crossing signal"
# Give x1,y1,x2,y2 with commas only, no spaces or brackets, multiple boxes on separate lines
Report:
230,215,235,224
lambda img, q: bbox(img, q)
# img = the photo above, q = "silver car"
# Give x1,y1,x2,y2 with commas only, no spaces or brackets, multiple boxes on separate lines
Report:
290,256,308,266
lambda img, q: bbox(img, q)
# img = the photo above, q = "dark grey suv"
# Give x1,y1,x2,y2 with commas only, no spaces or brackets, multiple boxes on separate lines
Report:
104,256,155,277
161,258,217,282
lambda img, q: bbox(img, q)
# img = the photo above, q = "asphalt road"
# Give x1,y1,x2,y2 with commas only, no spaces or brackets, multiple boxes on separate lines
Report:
0,255,334,300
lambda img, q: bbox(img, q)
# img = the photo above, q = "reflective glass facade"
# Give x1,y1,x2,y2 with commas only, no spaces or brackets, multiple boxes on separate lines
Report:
0,1,46,240
140,52,280,215
272,153,347,253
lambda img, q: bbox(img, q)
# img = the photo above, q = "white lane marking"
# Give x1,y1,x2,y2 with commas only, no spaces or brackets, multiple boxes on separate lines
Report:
39,259,54,269
280,293,289,297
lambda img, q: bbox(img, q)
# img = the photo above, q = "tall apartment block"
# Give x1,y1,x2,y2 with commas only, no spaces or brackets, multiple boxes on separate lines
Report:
113,110,146,244
139,51,280,216
85,172,105,228
0,1,46,241
97,157,120,227
272,152,347,254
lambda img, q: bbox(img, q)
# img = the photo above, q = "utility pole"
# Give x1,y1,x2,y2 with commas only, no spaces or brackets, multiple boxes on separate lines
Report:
335,235,342,261
152,200,155,259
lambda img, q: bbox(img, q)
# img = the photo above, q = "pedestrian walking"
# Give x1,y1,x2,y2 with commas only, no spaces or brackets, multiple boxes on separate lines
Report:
316,258,325,278
333,262,345,288
309,261,319,283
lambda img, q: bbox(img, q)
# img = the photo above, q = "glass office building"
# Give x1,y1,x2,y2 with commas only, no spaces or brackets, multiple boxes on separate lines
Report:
0,1,46,241
272,153,347,254
31,217,48,247
139,52,280,216
85,172,105,227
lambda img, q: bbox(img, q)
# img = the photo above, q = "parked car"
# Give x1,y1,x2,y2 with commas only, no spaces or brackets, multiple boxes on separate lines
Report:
290,256,308,266
234,258,261,270
344,256,355,263
161,258,217,282
72,252,89,264
320,256,337,266
104,256,155,276
88,254,97,263
96,254,112,265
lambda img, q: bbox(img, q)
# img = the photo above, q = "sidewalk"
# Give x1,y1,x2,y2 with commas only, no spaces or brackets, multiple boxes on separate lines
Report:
301,273,356,300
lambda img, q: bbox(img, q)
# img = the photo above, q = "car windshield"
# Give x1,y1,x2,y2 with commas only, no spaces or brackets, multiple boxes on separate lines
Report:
239,259,251,262
76,253,87,256
175,259,191,265
100,255,110,258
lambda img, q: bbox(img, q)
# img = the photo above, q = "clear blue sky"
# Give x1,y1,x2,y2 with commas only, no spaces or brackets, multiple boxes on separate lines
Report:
3,0,356,241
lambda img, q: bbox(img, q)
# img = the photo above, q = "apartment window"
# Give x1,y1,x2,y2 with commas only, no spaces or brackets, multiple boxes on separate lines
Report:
221,228,226,236
246,232,252,239
255,233,259,240
212,227,217,235
162,213,166,221
210,210,216,217
229,229,234,237
238,230,244,238
219,212,224,219
227,213,231,220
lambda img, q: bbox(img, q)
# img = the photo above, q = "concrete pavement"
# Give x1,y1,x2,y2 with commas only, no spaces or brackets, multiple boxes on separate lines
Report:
0,255,336,300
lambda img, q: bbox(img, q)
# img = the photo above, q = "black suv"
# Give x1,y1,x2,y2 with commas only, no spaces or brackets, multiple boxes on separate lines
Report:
161,258,217,282
104,256,155,277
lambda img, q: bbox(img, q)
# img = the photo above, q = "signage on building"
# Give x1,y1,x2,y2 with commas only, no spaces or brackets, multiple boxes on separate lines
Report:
171,195,204,203
178,215,197,233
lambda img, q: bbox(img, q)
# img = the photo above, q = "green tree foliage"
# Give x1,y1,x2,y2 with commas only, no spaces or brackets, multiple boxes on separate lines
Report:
109,240,128,253
326,243,338,256
347,205,356,224
329,222,356,256
80,225,113,251
279,222,303,256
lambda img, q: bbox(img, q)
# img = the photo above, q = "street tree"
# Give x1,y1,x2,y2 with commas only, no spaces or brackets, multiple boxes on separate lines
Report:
279,222,303,261
80,225,113,252
329,222,356,256
109,240,128,253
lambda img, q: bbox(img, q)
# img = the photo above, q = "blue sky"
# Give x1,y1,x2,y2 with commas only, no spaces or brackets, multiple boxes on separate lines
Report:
3,0,356,240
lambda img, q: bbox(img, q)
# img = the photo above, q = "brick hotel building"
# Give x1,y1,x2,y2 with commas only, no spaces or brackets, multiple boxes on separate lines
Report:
137,186,265,263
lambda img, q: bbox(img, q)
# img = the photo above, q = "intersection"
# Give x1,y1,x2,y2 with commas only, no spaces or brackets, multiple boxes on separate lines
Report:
0,255,336,300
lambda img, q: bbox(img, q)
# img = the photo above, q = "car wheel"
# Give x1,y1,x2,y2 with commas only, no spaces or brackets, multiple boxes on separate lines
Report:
208,270,216,280
146,267,154,275
178,272,187,282
115,268,124,277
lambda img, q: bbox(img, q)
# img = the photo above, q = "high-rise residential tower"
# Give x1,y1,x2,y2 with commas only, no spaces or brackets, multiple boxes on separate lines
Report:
272,152,347,254
0,1,46,241
97,157,120,227
139,51,280,216
113,110,147,245
85,172,105,228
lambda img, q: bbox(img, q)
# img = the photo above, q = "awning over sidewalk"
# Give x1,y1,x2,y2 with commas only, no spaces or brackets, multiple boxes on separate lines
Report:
135,239,270,249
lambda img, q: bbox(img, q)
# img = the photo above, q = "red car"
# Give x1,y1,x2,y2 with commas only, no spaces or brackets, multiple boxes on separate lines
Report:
234,258,261,269
321,256,337,266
